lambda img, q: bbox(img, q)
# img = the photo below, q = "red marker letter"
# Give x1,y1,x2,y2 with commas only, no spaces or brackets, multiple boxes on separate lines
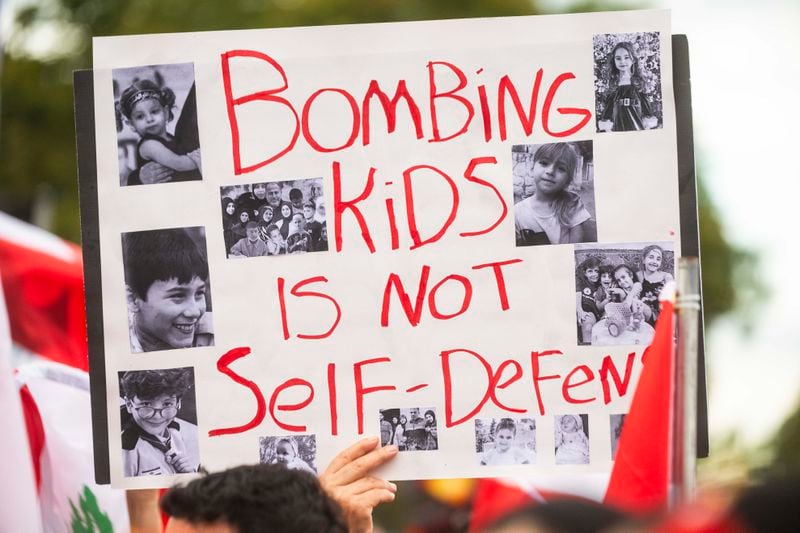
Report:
209,347,266,436
269,378,314,432
353,357,397,434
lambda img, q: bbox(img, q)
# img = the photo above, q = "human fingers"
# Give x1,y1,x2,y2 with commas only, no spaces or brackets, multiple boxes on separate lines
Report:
337,476,397,497
323,436,380,477
330,444,398,486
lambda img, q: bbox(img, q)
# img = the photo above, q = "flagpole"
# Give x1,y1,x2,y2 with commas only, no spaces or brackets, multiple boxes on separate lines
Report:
673,257,701,505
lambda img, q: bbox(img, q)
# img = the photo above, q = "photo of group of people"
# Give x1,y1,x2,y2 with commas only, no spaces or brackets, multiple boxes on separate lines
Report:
593,32,663,132
512,141,597,247
379,407,439,452
574,241,674,346
555,414,590,465
474,418,536,466
121,226,214,354
220,179,327,258
259,435,317,474
113,63,202,186
118,367,200,477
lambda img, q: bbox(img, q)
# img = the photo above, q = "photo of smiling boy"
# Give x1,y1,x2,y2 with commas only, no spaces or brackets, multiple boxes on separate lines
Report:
122,227,214,353
119,367,200,477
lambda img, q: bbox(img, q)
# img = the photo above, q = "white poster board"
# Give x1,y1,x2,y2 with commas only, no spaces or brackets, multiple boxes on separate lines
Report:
80,9,682,488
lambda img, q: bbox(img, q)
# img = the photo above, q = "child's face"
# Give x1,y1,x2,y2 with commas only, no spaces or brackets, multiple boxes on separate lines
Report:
532,156,570,195
126,393,179,436
225,202,235,216
276,442,294,463
584,266,599,284
425,412,435,424
262,208,273,222
615,269,634,291
281,204,292,218
128,98,167,137
246,227,260,242
600,272,612,288
561,416,578,432
253,183,267,200
133,276,207,349
239,211,249,224
292,214,304,230
614,47,633,75
303,205,314,219
643,249,663,272
268,229,281,242
496,428,514,451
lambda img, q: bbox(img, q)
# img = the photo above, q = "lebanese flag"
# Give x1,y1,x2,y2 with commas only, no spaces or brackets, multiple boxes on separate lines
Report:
603,290,676,513
0,212,87,370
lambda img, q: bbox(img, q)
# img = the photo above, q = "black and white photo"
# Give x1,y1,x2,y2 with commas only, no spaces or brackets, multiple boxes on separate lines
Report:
119,367,200,477
554,414,590,465
378,407,438,451
474,417,536,466
122,226,214,353
220,178,327,258
513,141,597,247
593,32,663,132
574,241,674,346
610,414,626,460
259,435,317,474
113,62,202,186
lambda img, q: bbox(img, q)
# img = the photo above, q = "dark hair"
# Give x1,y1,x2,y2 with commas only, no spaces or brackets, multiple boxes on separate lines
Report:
266,224,280,236
496,418,517,435
120,368,192,400
160,463,346,533
123,228,208,300
245,221,258,230
289,188,303,201
608,41,644,90
424,410,436,422
599,263,615,278
613,264,635,282
640,244,664,262
115,79,176,132
532,143,582,228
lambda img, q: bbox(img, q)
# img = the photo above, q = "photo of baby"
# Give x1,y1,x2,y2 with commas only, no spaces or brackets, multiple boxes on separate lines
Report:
474,417,536,466
119,367,200,477
113,63,202,186
259,435,317,474
574,241,674,346
554,414,590,465
610,413,626,460
593,32,663,133
122,226,214,353
512,141,597,247
220,178,327,258
378,407,438,452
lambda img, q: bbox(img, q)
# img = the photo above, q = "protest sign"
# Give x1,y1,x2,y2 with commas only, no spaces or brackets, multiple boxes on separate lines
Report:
75,9,699,488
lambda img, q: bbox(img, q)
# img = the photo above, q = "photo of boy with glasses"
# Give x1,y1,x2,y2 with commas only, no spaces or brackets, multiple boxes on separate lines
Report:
119,367,200,477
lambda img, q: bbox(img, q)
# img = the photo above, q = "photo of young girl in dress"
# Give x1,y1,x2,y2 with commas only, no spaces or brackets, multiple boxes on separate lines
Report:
118,367,200,477
259,435,317,474
378,407,438,452
513,142,597,247
113,63,202,186
554,414,590,465
574,241,674,346
474,417,536,466
593,32,662,133
219,178,327,258
610,413,626,460
122,226,214,353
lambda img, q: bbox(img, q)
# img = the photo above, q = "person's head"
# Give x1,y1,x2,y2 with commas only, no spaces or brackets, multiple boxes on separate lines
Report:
291,213,305,231
275,438,297,464
400,415,407,426
578,256,602,286
409,408,420,419
641,245,665,273
161,463,346,533
609,41,640,79
320,222,328,242
599,264,614,289
315,198,326,222
245,222,260,242
121,368,191,436
310,183,323,199
495,418,517,452
266,182,282,207
117,79,175,137
531,143,578,198
252,183,267,201
560,415,579,432
222,197,235,217
266,224,281,243
280,202,292,219
424,410,436,425
613,264,635,291
302,202,315,220
238,210,250,224
258,204,273,224
289,188,303,207
123,229,209,350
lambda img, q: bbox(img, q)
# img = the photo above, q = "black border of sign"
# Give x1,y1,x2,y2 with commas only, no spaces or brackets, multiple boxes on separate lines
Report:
74,34,708,484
